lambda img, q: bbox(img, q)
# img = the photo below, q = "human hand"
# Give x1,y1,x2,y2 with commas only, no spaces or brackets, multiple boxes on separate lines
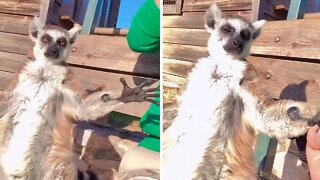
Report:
306,125,320,180
155,0,160,7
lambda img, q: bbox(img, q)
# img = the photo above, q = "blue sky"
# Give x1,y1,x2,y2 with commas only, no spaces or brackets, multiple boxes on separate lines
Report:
116,0,146,29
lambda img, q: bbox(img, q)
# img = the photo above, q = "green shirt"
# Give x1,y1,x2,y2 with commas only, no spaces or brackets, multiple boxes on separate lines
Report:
127,0,160,152
127,0,160,53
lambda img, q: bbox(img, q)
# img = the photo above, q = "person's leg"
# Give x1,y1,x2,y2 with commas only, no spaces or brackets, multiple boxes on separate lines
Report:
118,146,160,180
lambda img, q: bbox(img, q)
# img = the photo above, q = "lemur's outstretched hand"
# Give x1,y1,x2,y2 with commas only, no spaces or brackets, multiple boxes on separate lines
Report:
117,78,159,105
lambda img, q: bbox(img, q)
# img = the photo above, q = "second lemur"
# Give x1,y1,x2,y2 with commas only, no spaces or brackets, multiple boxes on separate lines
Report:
163,3,320,180
0,18,158,180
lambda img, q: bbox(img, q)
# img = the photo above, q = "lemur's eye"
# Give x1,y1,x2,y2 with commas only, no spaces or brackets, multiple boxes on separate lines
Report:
57,38,67,47
222,24,235,34
41,36,50,44
240,29,251,41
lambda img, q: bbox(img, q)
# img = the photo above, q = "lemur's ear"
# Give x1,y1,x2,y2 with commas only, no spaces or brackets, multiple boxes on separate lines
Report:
29,17,44,42
68,24,82,44
205,3,223,32
252,20,266,39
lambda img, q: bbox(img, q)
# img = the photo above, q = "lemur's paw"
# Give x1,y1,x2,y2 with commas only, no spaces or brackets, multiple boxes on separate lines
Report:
287,106,320,126
118,78,159,105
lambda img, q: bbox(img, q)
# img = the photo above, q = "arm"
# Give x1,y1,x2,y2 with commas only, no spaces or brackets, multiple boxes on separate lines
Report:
63,77,159,121
240,66,320,139
307,126,320,180
127,0,160,53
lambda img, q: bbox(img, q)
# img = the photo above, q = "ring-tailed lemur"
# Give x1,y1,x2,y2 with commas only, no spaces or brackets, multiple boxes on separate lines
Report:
163,3,320,180
0,17,158,180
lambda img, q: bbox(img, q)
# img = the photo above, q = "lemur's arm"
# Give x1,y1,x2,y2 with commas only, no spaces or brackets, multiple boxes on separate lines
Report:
63,76,159,121
240,65,320,138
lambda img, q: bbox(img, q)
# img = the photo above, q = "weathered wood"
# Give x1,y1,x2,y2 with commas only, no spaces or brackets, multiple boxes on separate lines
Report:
0,65,158,117
163,0,183,15
0,0,40,16
304,13,320,19
163,43,207,62
163,55,320,106
164,20,320,60
163,73,186,86
94,28,128,36
0,51,29,72
163,58,194,78
0,32,32,55
39,0,53,24
0,13,31,35
252,19,320,60
163,11,251,29
163,28,208,46
69,35,160,77
251,0,261,22
182,0,252,12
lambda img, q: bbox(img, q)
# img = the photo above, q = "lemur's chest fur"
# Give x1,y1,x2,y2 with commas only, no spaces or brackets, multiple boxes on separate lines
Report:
164,56,248,180
1,60,68,177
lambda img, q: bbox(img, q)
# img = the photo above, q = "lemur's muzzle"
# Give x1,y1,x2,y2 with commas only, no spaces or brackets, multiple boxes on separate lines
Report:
45,44,60,59
223,36,244,54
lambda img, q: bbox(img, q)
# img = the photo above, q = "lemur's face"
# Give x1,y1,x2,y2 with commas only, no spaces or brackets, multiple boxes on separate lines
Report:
205,4,265,59
29,18,81,63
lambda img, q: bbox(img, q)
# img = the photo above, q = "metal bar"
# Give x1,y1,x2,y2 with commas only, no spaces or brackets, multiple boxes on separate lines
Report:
287,0,308,20
81,0,103,34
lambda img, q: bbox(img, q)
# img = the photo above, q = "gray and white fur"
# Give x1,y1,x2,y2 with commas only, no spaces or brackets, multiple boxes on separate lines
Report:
0,17,158,180
163,3,320,180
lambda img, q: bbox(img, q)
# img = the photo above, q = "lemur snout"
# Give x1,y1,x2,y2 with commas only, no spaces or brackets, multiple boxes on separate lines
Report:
45,44,60,59
224,36,244,54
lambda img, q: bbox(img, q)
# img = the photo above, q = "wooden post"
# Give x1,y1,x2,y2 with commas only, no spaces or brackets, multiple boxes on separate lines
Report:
254,0,309,178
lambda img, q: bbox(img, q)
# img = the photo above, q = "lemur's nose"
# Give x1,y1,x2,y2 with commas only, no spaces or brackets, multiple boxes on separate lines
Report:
50,47,58,54
232,39,243,48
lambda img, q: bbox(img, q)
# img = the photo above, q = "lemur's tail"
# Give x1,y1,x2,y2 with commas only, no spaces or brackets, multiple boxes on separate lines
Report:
78,170,99,180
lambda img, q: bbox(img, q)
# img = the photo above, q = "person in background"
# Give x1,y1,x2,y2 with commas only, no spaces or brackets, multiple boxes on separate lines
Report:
306,125,320,180
118,0,160,179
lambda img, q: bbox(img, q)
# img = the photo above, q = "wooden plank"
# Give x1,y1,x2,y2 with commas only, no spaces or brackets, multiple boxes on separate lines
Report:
182,0,252,12
94,28,128,36
251,0,261,22
69,35,160,77
163,58,194,78
0,0,40,16
39,0,53,24
304,13,320,19
164,20,320,60
162,55,320,106
163,28,208,46
163,43,207,62
0,66,158,117
252,19,320,60
163,11,251,29
0,51,29,72
0,13,32,35
0,32,32,55
163,73,186,86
